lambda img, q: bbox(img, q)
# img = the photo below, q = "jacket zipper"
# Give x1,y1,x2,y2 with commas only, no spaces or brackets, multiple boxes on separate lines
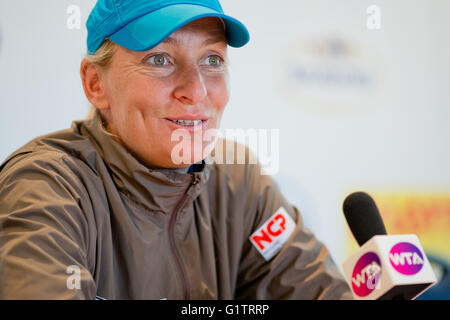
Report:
168,175,200,300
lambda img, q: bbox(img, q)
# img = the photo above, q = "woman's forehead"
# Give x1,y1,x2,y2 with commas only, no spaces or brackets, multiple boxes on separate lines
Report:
181,17,225,30
172,17,226,38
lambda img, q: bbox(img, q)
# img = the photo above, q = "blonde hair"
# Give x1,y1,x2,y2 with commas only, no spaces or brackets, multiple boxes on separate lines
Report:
85,39,117,68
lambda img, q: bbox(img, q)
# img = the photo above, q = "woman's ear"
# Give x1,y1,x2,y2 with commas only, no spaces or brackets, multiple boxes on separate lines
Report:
80,59,109,110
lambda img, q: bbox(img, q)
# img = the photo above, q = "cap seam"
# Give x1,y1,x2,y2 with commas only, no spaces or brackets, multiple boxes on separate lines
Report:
113,0,125,28
88,12,118,40
88,0,130,39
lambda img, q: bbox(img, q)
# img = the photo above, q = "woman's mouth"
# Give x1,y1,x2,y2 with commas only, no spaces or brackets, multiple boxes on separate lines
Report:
164,118,209,131
170,120,203,126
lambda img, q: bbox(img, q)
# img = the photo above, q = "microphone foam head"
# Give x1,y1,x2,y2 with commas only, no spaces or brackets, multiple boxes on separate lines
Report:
343,191,387,246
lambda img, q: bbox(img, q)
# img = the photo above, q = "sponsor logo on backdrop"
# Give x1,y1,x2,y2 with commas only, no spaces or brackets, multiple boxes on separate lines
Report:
276,35,384,115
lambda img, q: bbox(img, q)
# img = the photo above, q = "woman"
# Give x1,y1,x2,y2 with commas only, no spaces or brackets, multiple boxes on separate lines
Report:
0,0,352,299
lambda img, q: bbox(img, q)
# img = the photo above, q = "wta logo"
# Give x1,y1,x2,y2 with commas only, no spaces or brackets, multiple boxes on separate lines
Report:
389,242,424,275
351,252,382,297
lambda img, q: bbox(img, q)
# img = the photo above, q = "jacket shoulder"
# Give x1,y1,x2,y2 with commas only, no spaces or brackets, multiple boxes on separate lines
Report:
0,129,101,252
0,125,99,178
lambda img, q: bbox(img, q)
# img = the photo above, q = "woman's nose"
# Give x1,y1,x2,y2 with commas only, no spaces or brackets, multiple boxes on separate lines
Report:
173,66,208,105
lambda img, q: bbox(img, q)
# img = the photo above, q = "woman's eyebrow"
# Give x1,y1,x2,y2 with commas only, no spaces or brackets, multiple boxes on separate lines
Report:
162,36,179,46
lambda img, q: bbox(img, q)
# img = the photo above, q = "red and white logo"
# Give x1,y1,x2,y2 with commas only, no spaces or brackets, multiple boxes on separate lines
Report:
249,207,296,260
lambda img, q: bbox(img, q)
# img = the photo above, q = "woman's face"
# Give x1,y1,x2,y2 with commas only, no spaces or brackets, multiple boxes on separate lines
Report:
99,17,229,168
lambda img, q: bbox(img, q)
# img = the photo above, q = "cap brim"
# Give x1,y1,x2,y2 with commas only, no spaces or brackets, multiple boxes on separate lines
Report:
109,4,250,51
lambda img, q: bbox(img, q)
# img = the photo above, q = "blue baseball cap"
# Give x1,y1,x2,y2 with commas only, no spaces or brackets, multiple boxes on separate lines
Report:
86,0,250,55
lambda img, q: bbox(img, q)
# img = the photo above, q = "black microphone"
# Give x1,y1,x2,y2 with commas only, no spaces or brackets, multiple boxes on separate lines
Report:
341,191,436,300
343,191,387,246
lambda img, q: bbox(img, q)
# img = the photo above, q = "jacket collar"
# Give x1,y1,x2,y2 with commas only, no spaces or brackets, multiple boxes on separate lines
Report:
78,109,211,213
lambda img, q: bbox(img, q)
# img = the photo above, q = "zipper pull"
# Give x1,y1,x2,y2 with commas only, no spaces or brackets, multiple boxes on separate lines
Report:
192,175,200,186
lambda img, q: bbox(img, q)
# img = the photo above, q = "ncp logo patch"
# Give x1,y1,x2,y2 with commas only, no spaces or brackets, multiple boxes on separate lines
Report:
249,207,296,261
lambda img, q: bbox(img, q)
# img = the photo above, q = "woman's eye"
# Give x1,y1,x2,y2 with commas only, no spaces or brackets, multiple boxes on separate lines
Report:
203,55,223,67
146,54,169,66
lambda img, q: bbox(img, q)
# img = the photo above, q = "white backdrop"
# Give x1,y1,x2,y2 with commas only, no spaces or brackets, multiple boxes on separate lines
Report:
1,0,449,268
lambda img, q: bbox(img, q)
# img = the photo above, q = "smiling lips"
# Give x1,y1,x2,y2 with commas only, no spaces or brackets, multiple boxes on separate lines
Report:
170,119,203,126
164,118,209,131
165,114,209,128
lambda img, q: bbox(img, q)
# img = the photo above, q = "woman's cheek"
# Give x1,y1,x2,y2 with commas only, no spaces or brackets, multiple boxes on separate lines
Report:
207,75,229,110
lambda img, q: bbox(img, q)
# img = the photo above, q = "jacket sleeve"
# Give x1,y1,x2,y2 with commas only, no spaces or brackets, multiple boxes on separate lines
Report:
0,152,97,299
234,161,353,300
